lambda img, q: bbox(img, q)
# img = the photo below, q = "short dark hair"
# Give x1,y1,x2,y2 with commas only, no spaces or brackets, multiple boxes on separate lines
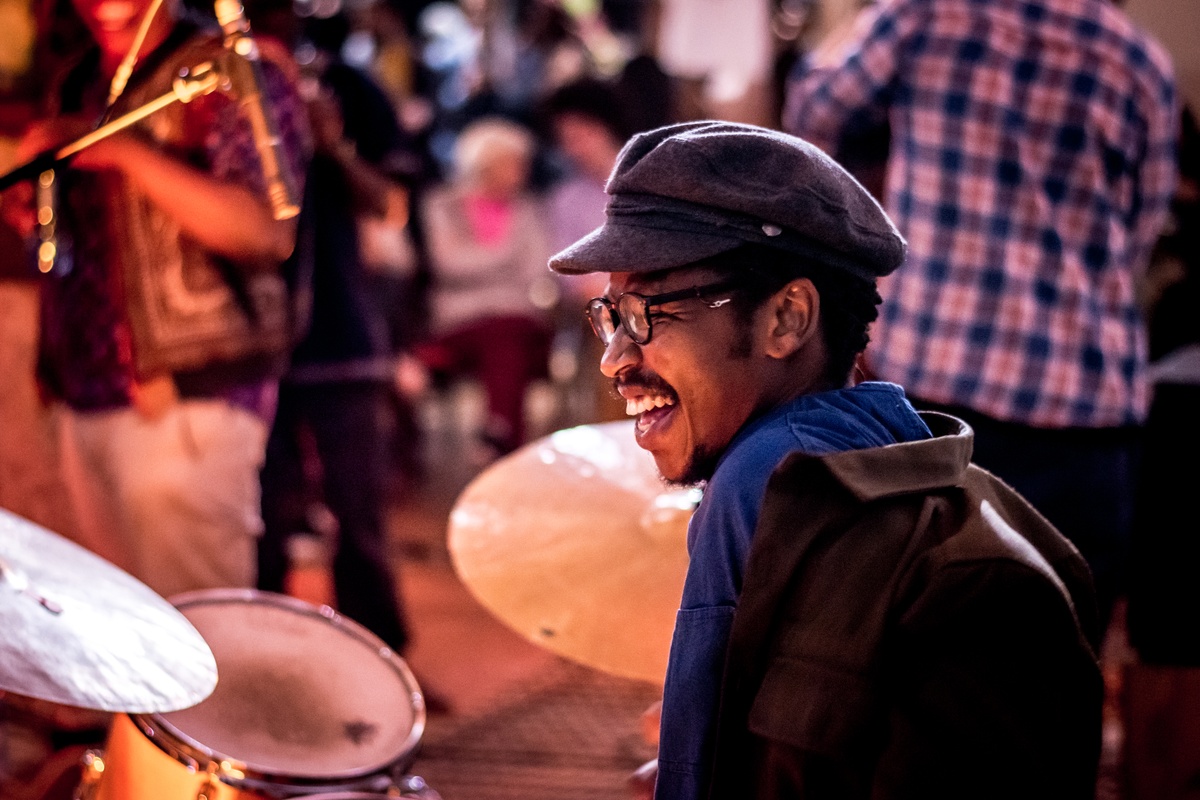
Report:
540,77,632,144
700,244,882,385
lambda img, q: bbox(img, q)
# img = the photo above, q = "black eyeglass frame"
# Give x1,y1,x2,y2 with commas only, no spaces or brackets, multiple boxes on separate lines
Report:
585,278,744,346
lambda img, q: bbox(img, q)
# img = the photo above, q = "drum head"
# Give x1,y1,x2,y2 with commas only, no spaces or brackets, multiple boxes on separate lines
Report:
150,590,423,781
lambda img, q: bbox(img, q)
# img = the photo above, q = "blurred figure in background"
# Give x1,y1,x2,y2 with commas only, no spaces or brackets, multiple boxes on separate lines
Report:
247,5,415,659
487,0,592,117
784,0,1180,635
2,0,309,599
406,115,556,461
605,0,677,137
304,6,438,490
542,76,629,258
1127,103,1200,663
540,75,631,423
1122,102,1200,800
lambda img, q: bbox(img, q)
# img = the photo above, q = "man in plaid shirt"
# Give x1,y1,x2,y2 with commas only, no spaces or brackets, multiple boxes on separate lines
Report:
784,0,1179,632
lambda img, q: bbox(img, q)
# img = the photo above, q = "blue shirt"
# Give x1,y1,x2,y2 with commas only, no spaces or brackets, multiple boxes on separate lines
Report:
655,382,932,800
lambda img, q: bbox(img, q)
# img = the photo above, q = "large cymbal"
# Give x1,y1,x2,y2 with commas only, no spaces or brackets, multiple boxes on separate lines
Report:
448,421,696,685
0,508,218,713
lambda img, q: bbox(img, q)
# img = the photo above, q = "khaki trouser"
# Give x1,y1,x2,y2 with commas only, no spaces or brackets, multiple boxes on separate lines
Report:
57,399,268,600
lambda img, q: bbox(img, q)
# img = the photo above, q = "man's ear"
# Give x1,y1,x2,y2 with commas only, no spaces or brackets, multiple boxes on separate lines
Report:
763,278,820,359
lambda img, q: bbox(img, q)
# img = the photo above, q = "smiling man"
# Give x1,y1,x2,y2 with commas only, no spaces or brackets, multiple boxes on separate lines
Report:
550,121,1104,800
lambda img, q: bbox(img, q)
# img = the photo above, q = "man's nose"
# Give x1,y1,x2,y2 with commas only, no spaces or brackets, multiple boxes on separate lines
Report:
599,328,639,379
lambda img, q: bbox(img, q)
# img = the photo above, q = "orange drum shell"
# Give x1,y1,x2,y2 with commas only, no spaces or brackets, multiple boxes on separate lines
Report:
93,712,258,800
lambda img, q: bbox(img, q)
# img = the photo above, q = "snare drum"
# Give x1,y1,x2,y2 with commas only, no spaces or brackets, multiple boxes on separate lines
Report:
83,589,425,800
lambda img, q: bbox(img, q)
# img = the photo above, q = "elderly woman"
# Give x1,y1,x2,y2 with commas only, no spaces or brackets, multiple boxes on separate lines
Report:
410,116,557,459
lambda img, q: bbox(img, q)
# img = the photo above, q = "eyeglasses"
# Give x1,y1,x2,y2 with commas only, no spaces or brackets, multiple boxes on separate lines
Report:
585,279,743,346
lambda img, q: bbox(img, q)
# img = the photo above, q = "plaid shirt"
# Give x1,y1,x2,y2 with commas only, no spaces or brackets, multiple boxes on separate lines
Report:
784,0,1178,428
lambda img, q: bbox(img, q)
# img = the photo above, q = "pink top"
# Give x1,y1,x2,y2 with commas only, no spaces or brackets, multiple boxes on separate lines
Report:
464,193,514,247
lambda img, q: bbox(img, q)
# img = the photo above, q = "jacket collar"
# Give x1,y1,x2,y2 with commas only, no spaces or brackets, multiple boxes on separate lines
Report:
817,411,973,502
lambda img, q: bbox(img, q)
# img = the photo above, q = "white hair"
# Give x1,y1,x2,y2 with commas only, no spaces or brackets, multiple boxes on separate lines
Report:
452,116,536,181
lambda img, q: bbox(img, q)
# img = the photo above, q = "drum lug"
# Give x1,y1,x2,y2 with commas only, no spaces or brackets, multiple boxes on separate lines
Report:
73,750,105,800
196,764,224,800
397,774,444,800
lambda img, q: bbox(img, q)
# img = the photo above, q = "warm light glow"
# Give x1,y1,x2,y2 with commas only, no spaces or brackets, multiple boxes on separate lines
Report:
37,242,56,271
547,424,625,471
0,0,34,78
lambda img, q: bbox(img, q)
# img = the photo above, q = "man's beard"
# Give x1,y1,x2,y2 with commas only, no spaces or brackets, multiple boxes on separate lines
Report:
662,443,721,488
662,389,779,489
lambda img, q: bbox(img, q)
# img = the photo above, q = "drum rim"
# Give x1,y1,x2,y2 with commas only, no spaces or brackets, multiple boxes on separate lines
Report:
289,794,404,799
131,588,426,784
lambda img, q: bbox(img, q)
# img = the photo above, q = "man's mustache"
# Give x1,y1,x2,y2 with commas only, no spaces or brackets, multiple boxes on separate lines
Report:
613,368,676,398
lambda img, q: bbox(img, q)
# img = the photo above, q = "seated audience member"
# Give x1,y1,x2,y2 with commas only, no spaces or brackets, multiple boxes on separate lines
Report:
540,76,633,422
542,76,631,259
409,115,556,458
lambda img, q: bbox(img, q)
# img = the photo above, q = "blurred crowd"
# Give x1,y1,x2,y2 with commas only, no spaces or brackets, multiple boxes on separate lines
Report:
0,2,817,778
0,0,832,462
0,0,836,613
0,0,1198,795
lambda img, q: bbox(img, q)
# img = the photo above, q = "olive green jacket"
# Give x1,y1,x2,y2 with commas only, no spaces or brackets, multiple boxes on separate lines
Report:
707,412,1103,799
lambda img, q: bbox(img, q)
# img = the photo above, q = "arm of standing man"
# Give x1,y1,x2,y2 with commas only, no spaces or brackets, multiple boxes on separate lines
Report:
782,0,926,154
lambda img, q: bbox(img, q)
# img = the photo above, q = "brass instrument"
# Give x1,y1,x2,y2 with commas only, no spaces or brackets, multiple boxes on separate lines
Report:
0,0,302,273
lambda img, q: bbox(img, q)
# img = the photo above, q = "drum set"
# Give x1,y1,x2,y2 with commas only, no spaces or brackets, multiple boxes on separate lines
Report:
1,421,695,800
0,509,438,800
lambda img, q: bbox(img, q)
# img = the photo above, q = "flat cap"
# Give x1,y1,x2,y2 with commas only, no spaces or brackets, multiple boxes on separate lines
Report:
549,121,906,281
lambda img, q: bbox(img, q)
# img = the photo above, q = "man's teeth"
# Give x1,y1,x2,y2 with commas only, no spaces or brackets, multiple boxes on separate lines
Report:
626,395,675,416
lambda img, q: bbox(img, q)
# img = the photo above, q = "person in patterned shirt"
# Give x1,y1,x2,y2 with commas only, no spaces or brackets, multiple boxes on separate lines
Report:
5,0,310,598
783,0,1179,632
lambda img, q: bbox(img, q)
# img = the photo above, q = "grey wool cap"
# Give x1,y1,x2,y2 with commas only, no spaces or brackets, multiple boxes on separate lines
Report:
549,120,906,281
